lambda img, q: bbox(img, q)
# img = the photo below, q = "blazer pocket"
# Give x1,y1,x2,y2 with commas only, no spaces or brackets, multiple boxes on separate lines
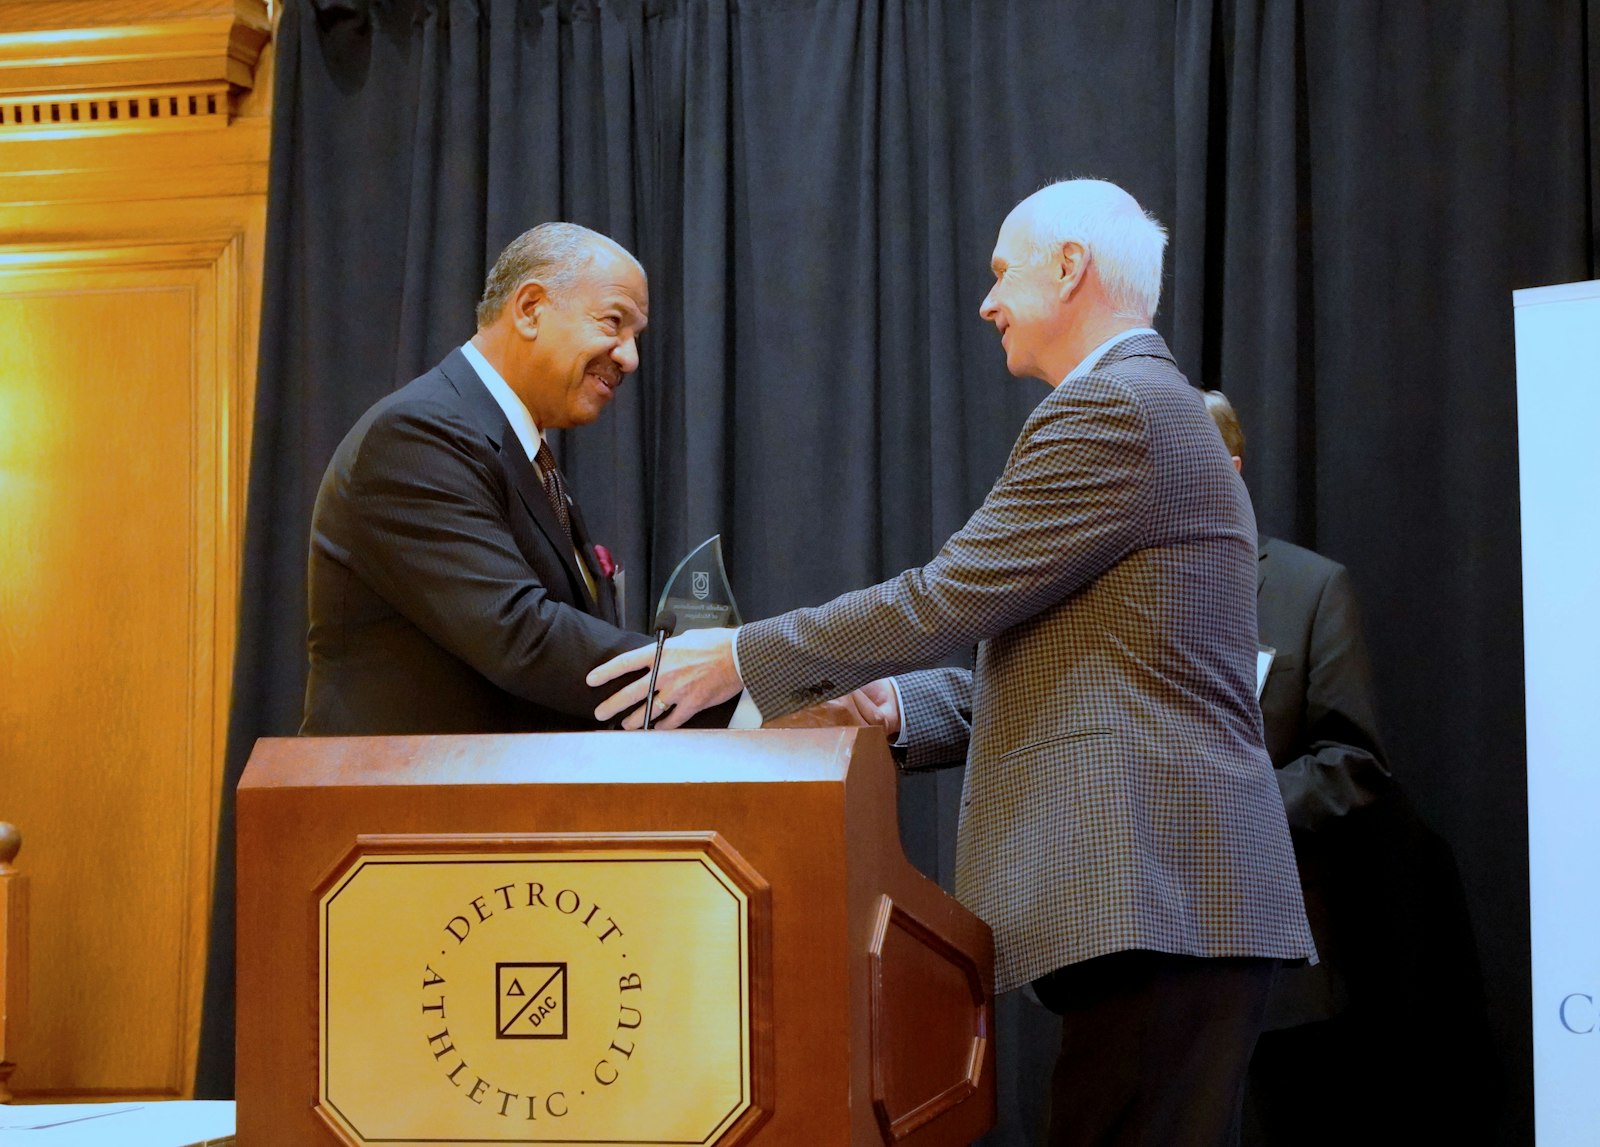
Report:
996,726,1114,764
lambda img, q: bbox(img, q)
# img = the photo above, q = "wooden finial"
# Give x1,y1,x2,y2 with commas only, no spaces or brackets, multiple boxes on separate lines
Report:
1,818,22,1102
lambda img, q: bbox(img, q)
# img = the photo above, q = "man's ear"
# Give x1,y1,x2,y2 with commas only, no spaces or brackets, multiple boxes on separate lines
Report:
1056,240,1089,299
510,279,549,338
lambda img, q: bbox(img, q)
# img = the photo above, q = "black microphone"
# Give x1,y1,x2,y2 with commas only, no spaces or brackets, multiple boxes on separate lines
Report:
642,609,677,730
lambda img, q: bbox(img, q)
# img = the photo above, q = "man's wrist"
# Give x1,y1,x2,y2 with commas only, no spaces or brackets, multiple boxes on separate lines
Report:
886,677,909,746
725,629,762,726
728,625,748,687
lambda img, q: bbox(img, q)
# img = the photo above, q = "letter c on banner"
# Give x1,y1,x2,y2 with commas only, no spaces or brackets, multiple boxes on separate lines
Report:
1558,993,1594,1034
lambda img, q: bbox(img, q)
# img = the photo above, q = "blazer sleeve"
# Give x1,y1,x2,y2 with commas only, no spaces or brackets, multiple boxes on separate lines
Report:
738,379,1154,720
331,401,650,720
1275,564,1390,831
895,667,973,772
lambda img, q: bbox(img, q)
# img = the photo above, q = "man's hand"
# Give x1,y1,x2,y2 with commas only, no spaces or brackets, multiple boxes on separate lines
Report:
763,678,902,734
853,679,902,736
588,627,742,729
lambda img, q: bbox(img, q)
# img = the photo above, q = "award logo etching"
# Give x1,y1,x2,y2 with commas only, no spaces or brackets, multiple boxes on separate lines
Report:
657,534,743,630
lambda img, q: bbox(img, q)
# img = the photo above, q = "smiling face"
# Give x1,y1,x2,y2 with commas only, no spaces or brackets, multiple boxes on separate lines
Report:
978,205,1075,384
514,244,649,430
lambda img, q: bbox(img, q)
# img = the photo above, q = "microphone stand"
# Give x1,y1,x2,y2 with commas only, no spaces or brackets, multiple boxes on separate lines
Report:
643,610,676,731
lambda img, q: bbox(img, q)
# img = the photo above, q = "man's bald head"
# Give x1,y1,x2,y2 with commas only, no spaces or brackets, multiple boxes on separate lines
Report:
1007,179,1168,323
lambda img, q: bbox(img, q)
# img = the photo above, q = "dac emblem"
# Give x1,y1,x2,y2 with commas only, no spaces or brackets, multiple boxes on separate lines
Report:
318,846,757,1144
691,571,710,600
496,962,567,1040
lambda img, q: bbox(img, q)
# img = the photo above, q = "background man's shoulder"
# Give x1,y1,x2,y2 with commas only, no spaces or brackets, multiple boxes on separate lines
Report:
1261,535,1345,585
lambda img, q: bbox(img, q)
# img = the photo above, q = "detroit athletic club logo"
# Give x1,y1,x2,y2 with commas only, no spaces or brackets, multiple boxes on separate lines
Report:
498,963,567,1039
419,881,645,1123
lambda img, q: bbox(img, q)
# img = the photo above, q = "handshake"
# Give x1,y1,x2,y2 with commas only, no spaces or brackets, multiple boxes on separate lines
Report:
585,627,900,734
759,679,900,732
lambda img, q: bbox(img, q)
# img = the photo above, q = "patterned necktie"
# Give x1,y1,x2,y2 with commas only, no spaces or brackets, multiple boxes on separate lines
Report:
533,439,573,544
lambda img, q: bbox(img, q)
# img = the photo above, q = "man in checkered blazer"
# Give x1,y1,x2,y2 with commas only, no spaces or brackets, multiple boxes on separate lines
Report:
591,180,1315,1145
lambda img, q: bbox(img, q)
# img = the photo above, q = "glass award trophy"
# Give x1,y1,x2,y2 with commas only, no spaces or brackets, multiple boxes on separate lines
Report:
655,534,743,632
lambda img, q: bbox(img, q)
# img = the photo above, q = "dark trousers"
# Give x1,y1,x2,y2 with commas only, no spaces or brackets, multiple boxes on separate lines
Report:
1032,950,1278,1147
1243,1019,1359,1146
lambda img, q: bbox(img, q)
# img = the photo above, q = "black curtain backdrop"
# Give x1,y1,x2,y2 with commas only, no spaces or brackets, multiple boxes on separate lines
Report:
198,1,1600,1141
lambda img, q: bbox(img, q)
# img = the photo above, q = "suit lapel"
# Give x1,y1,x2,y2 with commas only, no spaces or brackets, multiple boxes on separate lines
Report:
502,444,595,607
439,350,597,614
568,500,619,626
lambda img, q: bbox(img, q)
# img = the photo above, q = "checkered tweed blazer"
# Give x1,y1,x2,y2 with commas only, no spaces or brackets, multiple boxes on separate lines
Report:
737,333,1316,992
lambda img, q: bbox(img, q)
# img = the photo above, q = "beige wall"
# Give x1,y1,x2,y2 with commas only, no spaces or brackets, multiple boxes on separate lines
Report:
0,0,272,1100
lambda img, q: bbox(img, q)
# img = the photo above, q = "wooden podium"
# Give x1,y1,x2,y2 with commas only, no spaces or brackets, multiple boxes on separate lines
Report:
236,729,995,1146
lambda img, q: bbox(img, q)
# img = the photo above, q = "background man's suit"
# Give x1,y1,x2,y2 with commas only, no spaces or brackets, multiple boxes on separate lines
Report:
735,333,1316,993
302,347,646,734
1246,537,1495,1144
1254,536,1387,1027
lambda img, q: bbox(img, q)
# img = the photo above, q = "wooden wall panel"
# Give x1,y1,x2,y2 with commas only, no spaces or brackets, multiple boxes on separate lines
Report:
0,0,269,1102
0,240,249,1099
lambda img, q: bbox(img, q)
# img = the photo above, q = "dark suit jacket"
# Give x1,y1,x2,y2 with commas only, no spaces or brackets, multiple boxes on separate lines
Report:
1247,537,1498,1136
737,334,1315,992
301,348,650,735
1255,536,1389,1027
1257,537,1388,830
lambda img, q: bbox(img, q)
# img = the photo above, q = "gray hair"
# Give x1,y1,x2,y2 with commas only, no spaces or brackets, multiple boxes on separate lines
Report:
475,222,640,327
1017,179,1168,321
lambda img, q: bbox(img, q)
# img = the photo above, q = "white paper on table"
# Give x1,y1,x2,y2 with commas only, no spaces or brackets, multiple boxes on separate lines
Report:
0,1101,234,1146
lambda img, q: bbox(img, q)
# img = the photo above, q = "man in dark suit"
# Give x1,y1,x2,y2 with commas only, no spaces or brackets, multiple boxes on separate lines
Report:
1202,391,1449,1144
302,222,675,734
1201,393,1388,837
589,181,1315,1145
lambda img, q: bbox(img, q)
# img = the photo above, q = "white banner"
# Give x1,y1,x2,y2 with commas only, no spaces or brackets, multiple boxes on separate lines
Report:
1514,278,1600,1145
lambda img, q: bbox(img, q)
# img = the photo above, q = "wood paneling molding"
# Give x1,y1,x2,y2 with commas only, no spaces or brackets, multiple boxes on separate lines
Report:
0,0,269,134
0,0,271,1109
0,117,269,203
0,233,251,1099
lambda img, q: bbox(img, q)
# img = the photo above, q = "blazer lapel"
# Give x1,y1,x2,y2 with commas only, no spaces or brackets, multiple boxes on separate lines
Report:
439,351,596,613
502,444,595,605
567,500,619,626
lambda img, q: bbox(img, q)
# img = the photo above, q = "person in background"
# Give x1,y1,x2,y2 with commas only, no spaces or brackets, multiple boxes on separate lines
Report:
1202,389,1480,1145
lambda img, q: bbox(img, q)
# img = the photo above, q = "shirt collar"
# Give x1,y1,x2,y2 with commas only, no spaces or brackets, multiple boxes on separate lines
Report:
460,339,542,462
1060,326,1158,387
